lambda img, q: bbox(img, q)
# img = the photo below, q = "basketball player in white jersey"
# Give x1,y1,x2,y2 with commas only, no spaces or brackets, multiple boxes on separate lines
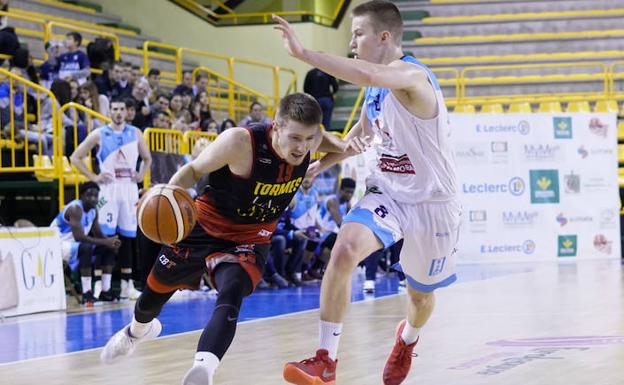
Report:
274,1,461,384
71,98,152,300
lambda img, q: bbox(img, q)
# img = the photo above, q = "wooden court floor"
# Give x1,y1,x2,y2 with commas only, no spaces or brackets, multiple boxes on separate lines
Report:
1,260,622,385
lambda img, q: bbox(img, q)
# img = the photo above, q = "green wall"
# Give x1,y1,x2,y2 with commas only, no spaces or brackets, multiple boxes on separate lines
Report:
91,0,365,95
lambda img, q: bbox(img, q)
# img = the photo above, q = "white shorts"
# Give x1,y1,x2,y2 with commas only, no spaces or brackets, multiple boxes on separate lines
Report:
343,186,461,292
98,181,139,237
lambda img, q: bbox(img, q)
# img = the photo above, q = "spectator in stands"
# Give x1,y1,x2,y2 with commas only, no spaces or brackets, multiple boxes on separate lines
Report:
304,67,339,130
79,81,110,127
200,119,218,134
124,98,136,124
220,118,236,133
69,79,80,102
35,79,73,156
174,70,193,95
1,67,38,148
316,178,356,276
57,32,90,85
152,110,171,129
151,93,170,117
272,205,307,287
192,72,208,96
190,90,211,128
94,60,122,98
238,101,271,127
169,92,192,132
51,182,121,305
180,89,193,112
111,62,132,99
130,64,141,86
0,0,7,30
39,42,61,89
86,37,114,70
130,78,152,130
291,177,324,281
147,69,161,103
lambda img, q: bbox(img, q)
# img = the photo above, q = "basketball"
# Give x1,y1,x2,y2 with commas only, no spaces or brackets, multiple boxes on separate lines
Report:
137,184,197,244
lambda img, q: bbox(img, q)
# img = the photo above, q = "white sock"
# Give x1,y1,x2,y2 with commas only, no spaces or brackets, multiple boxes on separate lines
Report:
129,316,152,338
81,277,92,294
193,351,220,373
319,320,343,360
401,320,420,345
102,274,112,292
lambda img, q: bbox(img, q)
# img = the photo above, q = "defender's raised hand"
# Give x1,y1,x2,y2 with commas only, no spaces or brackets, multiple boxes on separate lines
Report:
272,14,305,58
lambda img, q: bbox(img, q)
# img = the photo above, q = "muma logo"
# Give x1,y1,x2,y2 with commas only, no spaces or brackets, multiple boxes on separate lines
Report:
530,170,560,204
553,117,572,139
558,235,577,257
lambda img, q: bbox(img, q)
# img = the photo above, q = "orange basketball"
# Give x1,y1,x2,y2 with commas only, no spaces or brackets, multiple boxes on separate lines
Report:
137,184,197,244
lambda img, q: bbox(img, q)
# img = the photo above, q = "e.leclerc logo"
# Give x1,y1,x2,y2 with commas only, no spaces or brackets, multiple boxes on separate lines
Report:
462,177,525,196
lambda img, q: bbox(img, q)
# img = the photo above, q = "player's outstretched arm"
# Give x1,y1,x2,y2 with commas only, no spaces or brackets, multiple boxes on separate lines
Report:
168,127,246,189
273,14,423,90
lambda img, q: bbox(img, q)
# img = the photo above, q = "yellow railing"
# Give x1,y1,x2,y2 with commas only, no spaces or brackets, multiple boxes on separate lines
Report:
0,69,62,204
184,130,218,159
143,128,187,188
45,21,120,61
143,41,183,86
342,88,365,136
57,102,111,208
171,0,345,26
193,66,273,122
1,10,47,39
10,8,137,37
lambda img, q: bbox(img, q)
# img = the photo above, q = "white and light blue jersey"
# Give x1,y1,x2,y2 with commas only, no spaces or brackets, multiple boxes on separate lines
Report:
96,124,139,181
364,55,457,204
51,199,96,243
318,194,349,234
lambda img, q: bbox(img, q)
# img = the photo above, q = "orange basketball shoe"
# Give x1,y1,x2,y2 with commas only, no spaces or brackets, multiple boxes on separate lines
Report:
283,349,337,385
383,320,419,385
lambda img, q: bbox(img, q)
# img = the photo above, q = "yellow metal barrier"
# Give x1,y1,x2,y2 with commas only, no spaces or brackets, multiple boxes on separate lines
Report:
143,128,187,188
10,8,137,37
143,41,183,83
172,0,342,26
192,66,273,123
0,68,60,195
57,102,111,208
45,21,120,61
33,0,97,14
342,88,365,136
184,130,218,158
0,10,47,39
176,47,296,108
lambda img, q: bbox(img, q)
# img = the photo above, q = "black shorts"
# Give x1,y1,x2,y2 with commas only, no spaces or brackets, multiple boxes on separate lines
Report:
320,232,338,250
147,224,269,293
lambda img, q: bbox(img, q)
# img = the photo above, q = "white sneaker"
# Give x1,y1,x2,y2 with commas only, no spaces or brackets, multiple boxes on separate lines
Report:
93,280,102,299
182,364,214,385
120,279,142,300
100,319,162,364
363,280,375,294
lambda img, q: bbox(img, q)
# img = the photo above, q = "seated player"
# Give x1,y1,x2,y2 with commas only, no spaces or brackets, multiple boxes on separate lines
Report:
51,182,121,305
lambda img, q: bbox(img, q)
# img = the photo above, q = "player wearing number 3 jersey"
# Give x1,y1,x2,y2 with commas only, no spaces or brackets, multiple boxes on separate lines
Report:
274,1,461,384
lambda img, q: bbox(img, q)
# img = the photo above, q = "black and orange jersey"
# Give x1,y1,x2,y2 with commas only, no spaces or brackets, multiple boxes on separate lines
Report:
196,124,310,244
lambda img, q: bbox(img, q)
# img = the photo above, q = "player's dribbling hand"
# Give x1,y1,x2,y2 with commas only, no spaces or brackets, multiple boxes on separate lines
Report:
272,14,305,58
345,135,372,155
95,172,114,184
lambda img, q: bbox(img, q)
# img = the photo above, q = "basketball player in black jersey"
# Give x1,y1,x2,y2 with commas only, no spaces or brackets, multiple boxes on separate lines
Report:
100,93,347,385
